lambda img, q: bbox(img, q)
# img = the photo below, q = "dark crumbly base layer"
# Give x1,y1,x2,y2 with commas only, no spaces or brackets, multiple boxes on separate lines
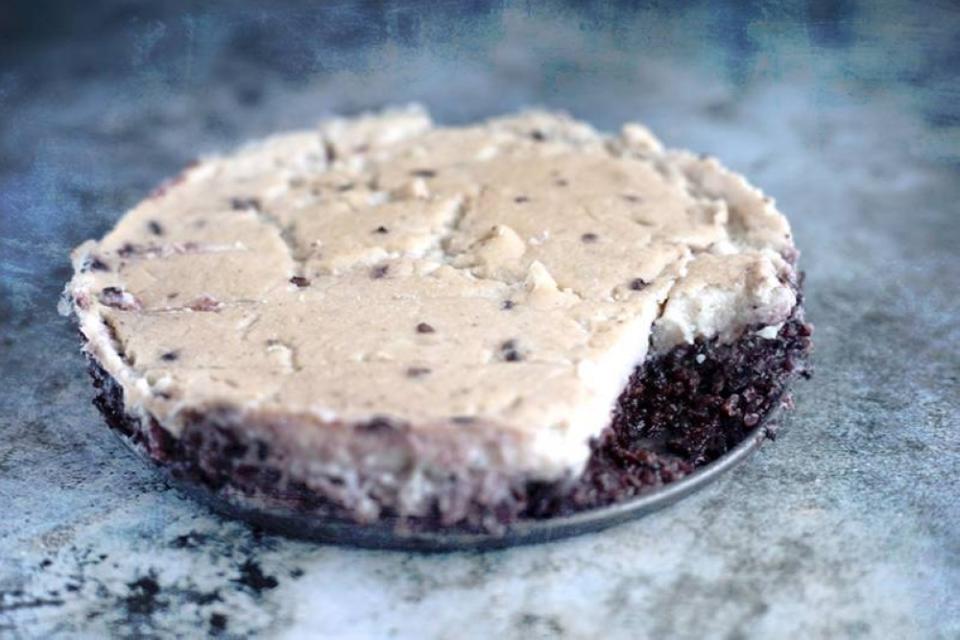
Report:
86,306,812,533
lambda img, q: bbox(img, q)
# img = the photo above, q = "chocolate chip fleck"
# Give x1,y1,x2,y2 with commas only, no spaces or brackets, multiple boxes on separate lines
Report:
84,256,111,272
554,178,569,187
147,220,164,236
117,243,138,257
514,196,529,203
451,416,476,425
410,169,436,178
501,300,515,310
289,276,311,288
581,233,598,243
337,183,355,192
323,140,337,162
160,351,179,362
406,366,432,378
230,197,261,211
622,194,642,203
374,225,389,234
416,322,435,334
500,339,523,362
371,264,389,279
530,129,546,141
629,278,648,291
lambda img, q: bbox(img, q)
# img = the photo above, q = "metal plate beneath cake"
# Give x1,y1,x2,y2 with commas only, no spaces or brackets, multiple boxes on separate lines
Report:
111,420,774,552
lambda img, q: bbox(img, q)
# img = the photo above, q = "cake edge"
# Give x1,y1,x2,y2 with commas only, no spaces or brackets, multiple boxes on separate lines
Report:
80,289,812,534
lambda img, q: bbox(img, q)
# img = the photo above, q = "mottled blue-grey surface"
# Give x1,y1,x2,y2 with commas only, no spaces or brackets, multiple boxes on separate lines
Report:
1,1,958,638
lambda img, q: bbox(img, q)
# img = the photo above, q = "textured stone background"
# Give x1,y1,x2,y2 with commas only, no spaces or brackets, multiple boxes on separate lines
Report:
1,1,958,638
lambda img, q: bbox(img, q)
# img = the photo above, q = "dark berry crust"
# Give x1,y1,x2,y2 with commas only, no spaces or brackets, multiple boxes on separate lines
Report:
85,303,812,534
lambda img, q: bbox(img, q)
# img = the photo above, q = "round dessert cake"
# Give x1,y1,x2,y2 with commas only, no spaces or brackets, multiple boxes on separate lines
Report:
62,107,812,534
